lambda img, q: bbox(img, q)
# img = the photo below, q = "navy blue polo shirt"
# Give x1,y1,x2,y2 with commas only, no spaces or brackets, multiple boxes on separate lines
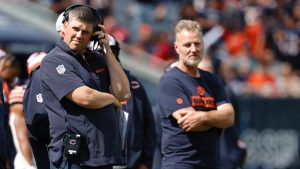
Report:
122,70,156,168
23,67,50,143
40,39,123,166
158,67,229,169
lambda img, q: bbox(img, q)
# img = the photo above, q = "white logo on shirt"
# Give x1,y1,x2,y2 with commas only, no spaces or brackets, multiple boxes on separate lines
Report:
56,64,66,74
36,93,43,103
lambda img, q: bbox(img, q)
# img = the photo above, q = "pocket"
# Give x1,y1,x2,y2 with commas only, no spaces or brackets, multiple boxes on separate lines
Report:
50,156,67,169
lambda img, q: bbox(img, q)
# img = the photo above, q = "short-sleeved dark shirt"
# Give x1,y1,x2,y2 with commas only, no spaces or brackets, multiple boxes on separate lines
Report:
158,67,229,169
23,67,50,143
41,39,123,166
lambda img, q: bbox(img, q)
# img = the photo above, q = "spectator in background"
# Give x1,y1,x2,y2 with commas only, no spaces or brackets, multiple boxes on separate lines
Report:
0,55,21,88
158,20,234,169
9,84,36,169
246,63,276,97
23,52,50,169
179,2,197,20
88,0,113,16
109,36,156,169
0,55,21,169
50,0,73,14
102,13,129,43
276,62,300,98
151,31,175,66
134,23,154,55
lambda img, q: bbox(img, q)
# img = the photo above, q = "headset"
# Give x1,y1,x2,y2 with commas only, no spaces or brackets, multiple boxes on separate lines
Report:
62,4,102,31
62,4,104,45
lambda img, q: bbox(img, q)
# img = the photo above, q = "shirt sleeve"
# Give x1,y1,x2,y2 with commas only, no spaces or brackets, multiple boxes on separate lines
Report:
212,74,230,106
158,75,191,117
41,56,84,101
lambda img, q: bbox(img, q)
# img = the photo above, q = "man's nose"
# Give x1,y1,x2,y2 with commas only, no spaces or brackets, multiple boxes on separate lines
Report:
76,31,83,38
191,44,197,52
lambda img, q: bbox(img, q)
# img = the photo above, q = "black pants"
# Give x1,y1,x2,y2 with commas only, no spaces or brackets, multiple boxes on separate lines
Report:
29,137,50,169
0,157,7,169
27,120,51,169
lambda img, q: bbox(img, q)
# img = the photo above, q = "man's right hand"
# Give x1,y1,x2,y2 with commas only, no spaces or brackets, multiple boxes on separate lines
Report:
172,107,211,132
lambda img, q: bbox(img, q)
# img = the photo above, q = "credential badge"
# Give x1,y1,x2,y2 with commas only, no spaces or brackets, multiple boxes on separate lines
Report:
56,64,66,74
36,93,43,103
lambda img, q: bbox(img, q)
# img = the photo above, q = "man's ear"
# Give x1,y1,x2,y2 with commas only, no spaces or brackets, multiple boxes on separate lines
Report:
174,42,179,53
63,22,68,31
61,23,68,37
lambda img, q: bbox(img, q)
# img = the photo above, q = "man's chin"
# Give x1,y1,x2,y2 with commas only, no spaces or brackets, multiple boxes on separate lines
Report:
70,46,83,53
185,59,201,67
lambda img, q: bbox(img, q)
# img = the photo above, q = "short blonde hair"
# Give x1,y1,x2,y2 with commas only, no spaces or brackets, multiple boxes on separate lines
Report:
175,20,202,39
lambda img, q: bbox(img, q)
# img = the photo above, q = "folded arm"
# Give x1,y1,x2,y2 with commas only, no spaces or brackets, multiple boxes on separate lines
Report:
201,103,235,128
66,85,121,109
173,107,211,132
174,103,235,132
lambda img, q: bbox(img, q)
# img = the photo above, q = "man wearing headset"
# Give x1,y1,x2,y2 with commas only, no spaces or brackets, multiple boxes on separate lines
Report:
40,5,130,169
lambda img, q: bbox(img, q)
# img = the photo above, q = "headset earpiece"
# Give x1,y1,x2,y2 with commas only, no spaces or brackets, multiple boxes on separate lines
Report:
62,4,83,24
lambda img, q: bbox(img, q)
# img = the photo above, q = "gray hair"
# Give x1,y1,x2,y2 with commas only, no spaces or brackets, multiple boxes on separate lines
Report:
175,20,202,38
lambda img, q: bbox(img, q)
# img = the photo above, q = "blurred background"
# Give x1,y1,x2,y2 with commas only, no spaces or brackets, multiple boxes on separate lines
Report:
0,0,299,168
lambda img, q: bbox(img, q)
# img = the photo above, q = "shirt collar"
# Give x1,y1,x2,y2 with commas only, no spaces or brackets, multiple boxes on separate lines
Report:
56,39,82,57
56,39,101,61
